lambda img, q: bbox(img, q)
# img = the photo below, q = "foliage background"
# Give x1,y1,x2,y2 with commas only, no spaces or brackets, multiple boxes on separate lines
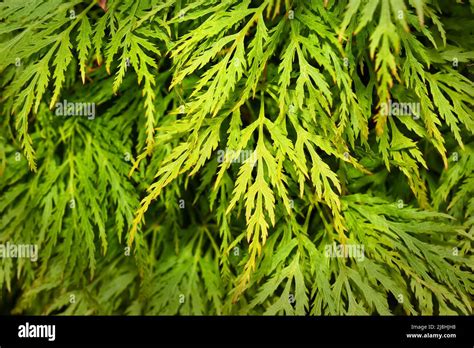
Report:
0,0,473,315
